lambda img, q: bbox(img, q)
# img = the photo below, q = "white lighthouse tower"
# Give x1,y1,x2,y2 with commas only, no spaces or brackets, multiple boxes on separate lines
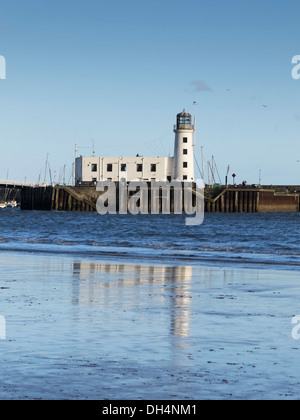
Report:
173,109,195,182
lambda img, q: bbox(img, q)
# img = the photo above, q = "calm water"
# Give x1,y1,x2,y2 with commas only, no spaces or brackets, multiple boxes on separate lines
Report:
0,209,299,269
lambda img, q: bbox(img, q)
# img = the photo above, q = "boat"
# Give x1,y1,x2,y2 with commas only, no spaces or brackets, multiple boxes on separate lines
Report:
6,200,18,208
0,202,7,209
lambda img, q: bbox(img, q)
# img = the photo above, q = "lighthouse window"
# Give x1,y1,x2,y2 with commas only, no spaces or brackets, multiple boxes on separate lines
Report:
183,162,188,168
183,137,188,143
121,164,127,172
91,164,97,172
107,164,113,172
183,149,188,155
151,164,156,172
137,164,143,172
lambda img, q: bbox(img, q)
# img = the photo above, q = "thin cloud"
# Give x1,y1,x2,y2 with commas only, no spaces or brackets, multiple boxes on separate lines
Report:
294,113,300,122
191,80,213,92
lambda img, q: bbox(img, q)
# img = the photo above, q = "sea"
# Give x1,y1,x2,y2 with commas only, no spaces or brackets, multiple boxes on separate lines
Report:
0,208,300,400
0,210,300,269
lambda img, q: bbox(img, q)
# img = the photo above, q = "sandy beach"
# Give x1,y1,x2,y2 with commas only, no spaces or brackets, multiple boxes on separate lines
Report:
0,250,299,400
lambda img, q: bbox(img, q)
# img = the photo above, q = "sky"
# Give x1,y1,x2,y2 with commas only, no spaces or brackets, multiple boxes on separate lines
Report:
0,0,300,185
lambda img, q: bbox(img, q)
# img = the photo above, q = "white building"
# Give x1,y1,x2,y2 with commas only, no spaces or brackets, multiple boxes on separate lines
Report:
75,109,195,185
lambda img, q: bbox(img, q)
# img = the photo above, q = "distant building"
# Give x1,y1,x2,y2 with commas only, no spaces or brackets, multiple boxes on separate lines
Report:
75,109,195,185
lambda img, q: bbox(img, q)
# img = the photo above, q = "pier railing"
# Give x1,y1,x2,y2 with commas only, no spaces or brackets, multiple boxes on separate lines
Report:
0,179,50,188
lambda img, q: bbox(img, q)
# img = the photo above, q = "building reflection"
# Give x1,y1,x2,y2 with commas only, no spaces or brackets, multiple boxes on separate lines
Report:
71,261,193,343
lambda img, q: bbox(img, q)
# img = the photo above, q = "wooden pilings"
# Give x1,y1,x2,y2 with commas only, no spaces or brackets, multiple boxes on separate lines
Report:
51,187,96,212
21,186,96,211
205,188,300,213
205,189,258,213
21,186,53,210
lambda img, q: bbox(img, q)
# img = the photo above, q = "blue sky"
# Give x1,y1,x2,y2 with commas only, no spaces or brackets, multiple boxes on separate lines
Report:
0,0,300,184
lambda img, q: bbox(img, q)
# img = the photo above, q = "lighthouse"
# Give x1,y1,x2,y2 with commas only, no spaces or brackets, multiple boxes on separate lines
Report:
173,109,195,182
75,109,196,185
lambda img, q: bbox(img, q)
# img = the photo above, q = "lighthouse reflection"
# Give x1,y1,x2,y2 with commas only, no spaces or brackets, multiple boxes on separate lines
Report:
71,261,193,345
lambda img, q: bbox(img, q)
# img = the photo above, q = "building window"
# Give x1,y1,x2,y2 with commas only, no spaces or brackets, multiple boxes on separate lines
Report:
183,137,188,143
92,177,97,182
183,175,188,180
107,164,113,172
121,164,127,172
137,164,143,172
151,164,156,172
91,164,98,172
183,162,188,168
183,149,188,155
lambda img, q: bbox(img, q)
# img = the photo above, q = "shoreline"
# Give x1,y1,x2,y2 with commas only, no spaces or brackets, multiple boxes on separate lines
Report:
0,245,299,272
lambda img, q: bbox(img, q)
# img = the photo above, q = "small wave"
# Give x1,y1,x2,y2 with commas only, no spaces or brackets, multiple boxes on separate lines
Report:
0,245,299,271
3,236,300,259
54,239,83,246
26,238,52,244
90,241,135,248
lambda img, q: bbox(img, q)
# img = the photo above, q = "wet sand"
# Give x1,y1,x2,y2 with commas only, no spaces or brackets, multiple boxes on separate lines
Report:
0,251,300,400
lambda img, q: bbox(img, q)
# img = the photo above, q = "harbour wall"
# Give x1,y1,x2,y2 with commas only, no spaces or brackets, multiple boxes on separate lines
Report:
205,188,299,213
20,184,300,213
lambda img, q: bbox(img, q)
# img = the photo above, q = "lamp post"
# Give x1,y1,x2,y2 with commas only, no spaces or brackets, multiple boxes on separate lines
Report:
232,173,236,186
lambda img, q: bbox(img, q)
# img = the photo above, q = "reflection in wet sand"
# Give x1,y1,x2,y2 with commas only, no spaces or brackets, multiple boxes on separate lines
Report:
72,262,193,345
